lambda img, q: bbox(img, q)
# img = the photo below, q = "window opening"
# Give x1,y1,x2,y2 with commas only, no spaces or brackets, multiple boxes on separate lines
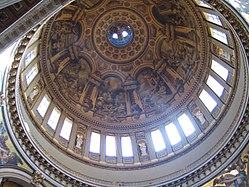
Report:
26,65,38,85
90,132,101,153
151,130,166,152
25,49,36,66
211,60,229,81
106,135,116,157
47,107,61,130
210,28,228,44
121,136,133,157
178,113,196,137
194,0,211,7
199,89,217,112
207,75,224,97
60,118,73,141
165,123,181,145
204,13,222,25
37,95,50,117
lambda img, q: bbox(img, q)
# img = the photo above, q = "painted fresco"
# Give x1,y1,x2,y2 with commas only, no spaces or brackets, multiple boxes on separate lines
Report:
203,144,249,187
41,0,205,124
0,108,31,171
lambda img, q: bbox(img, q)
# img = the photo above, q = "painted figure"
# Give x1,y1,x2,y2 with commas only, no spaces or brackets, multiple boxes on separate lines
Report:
0,135,23,166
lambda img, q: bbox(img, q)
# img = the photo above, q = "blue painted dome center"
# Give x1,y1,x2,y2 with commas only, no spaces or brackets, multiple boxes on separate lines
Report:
108,23,133,47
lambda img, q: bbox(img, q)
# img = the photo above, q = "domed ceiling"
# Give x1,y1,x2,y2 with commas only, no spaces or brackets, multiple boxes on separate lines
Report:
41,0,206,131
7,0,249,186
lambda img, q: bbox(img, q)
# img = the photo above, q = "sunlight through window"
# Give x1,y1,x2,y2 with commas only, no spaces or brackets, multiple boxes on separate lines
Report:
211,60,229,81
199,89,217,112
26,65,38,85
90,132,101,153
207,75,224,97
165,123,181,145
151,130,166,152
25,49,36,66
121,136,133,157
122,31,128,37
112,33,118,39
204,13,222,25
47,107,61,130
37,95,50,117
194,0,211,7
60,118,72,140
210,28,228,44
106,135,116,157
178,114,195,137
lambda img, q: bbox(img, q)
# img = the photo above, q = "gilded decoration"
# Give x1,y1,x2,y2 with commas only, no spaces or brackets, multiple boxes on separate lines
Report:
40,0,207,129
0,107,31,171
203,146,249,187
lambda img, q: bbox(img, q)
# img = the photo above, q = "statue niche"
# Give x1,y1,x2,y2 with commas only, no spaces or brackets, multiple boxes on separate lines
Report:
27,80,44,107
94,77,127,122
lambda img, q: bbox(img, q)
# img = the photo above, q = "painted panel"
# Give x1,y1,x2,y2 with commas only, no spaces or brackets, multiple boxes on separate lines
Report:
0,108,32,172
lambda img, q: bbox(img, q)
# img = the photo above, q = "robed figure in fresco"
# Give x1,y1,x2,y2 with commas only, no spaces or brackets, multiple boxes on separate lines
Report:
0,122,23,166
213,157,249,187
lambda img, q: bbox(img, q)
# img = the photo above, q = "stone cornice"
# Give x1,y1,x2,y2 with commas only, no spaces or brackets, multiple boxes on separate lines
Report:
0,0,73,53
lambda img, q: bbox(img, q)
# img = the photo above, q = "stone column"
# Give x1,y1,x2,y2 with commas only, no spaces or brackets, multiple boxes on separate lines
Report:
130,134,140,163
116,135,122,164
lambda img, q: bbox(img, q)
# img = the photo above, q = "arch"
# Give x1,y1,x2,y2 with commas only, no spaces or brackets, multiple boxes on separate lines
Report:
0,168,33,186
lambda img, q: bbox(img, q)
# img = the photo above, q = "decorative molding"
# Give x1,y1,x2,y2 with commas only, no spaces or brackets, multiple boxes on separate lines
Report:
0,1,22,9
31,171,45,187
0,0,73,53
